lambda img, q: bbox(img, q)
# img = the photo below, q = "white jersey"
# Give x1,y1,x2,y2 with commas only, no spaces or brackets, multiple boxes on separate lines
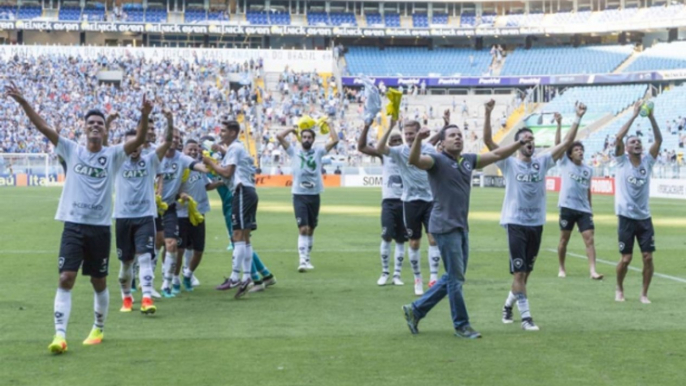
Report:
557,155,593,214
221,140,256,191
287,145,327,195
387,143,436,202
496,153,555,227
114,152,160,219
159,151,196,205
141,144,157,156
614,153,656,220
177,170,211,217
55,137,127,226
382,154,403,200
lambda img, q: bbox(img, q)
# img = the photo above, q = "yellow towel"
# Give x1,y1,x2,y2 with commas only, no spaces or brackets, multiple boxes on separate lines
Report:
317,116,330,134
178,196,205,226
202,150,218,176
386,88,403,120
155,195,168,216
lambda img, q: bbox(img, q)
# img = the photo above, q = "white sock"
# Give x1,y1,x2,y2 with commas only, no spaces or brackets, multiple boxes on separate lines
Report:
428,245,441,281
515,293,531,320
380,240,391,275
138,253,153,299
162,251,175,288
54,288,71,338
172,275,181,286
298,235,308,264
393,242,405,278
504,291,516,308
183,266,193,279
231,242,245,281
242,244,254,281
307,235,314,260
183,249,193,269
119,261,133,299
409,247,422,279
93,289,109,330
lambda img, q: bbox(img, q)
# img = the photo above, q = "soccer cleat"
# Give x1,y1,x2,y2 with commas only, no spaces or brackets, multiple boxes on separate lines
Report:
216,278,240,291
150,288,162,299
502,306,514,324
428,279,437,288
83,327,104,345
521,318,540,331
191,274,200,287
305,262,315,270
263,275,277,287
183,275,194,291
249,282,265,293
48,335,68,354
455,325,482,339
120,296,133,313
392,276,404,286
377,274,389,286
161,287,176,298
402,304,419,335
141,298,157,315
414,279,424,296
298,263,308,273
234,279,254,299
172,284,182,295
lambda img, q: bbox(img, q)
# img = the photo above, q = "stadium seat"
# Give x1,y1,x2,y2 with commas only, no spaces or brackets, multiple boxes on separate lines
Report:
58,7,81,21
185,9,207,23
431,13,448,25
384,13,400,27
412,13,428,28
365,12,383,26
500,45,634,76
17,6,42,20
624,41,686,72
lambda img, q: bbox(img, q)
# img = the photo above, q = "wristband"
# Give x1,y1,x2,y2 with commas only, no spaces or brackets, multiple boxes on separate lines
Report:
573,116,582,126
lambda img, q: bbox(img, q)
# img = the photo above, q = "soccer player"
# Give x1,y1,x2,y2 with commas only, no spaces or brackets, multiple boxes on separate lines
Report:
553,113,603,280
114,108,174,314
276,122,339,272
614,101,662,304
158,128,210,298
357,119,407,286
6,82,151,354
401,122,532,338
377,120,442,296
205,121,259,299
483,100,586,331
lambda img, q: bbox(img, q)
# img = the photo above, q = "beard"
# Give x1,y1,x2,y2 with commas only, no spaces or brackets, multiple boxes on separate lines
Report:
302,141,313,150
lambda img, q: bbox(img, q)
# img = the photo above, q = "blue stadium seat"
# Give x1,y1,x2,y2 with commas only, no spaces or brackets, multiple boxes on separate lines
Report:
185,9,207,23
431,13,448,25
624,41,686,72
384,13,400,27
59,7,81,21
500,45,633,76
412,13,428,28
246,11,269,25
365,12,383,26
17,6,42,19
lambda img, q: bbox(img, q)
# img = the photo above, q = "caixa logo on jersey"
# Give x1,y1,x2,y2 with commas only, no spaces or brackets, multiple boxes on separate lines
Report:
516,173,542,183
627,176,647,187
73,164,107,178
123,169,148,179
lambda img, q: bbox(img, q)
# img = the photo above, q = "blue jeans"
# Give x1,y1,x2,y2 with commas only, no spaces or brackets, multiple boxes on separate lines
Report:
412,229,470,329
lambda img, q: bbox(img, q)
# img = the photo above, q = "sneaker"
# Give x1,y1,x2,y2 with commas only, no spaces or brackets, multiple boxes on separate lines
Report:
161,287,176,298
502,306,514,324
305,261,315,270
414,279,424,296
401,304,419,335
183,275,194,292
216,277,240,291
172,284,181,295
392,276,404,286
521,318,540,331
120,296,133,313
48,335,67,354
428,279,437,288
83,327,104,345
141,298,157,315
191,274,200,286
234,279,254,299
263,274,277,287
298,263,307,273
249,282,265,293
150,288,162,299
377,274,389,286
455,325,482,339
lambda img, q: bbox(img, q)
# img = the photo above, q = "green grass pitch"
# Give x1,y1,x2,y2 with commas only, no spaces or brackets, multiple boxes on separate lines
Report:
1,187,685,386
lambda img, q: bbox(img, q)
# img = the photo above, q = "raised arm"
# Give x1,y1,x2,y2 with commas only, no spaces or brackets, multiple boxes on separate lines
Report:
324,120,339,153
6,82,59,146
104,111,119,147
477,137,530,168
124,96,152,155
155,107,174,160
483,99,498,150
616,101,642,157
554,113,562,146
408,127,434,170
357,121,382,158
428,109,450,146
376,121,395,156
276,127,295,151
550,103,586,161
647,107,662,159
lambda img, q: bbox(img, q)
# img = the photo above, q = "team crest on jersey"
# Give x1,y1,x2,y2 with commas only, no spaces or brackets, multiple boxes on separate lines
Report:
583,170,589,177
532,163,540,170
98,156,107,166
640,168,647,176
138,160,146,168
463,160,472,172
172,163,178,170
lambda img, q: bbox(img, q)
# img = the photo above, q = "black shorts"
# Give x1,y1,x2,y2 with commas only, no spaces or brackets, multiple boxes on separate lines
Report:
403,200,433,240
155,215,163,233
618,216,656,255
178,217,206,252
559,207,595,233
232,185,258,231
381,199,407,243
507,224,543,274
115,216,156,262
162,203,179,239
58,222,111,278
293,194,320,229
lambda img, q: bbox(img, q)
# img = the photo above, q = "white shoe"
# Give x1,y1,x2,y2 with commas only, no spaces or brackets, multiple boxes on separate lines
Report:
305,262,315,270
191,274,200,286
150,288,162,299
298,263,307,273
521,318,540,331
414,279,424,296
392,277,404,286
377,274,389,286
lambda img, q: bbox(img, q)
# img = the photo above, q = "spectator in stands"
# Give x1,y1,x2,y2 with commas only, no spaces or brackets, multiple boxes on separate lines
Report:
461,100,469,117
334,166,342,175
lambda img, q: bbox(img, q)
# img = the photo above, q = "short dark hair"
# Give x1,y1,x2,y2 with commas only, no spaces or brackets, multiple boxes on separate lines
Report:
301,129,316,139
625,135,640,144
439,124,460,141
85,109,105,122
222,120,241,133
566,141,584,157
124,130,138,137
514,127,533,141
404,120,420,131
185,139,198,146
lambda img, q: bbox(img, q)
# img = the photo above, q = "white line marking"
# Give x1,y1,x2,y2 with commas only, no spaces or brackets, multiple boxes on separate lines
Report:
546,248,686,284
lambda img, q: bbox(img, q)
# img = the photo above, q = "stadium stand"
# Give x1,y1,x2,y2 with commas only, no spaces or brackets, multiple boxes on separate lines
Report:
432,13,448,25
365,12,383,26
641,3,685,20
624,41,686,72
122,4,144,22
384,13,400,27
542,85,647,117
82,5,105,21
546,10,592,25
145,7,167,23
247,11,269,25
0,5,15,20
592,6,639,23
307,11,355,26
269,11,291,25
460,12,477,27
412,13,428,27
500,45,634,76
207,10,228,22
58,7,81,21
506,12,545,27
17,5,41,19
185,9,206,23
